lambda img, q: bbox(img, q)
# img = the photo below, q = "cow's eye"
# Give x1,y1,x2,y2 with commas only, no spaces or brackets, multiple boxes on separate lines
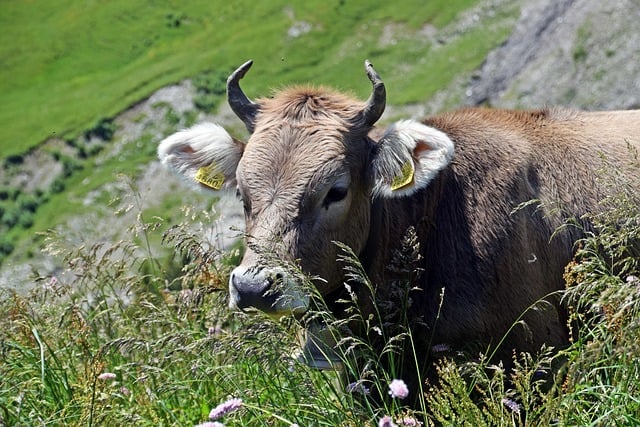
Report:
323,186,348,207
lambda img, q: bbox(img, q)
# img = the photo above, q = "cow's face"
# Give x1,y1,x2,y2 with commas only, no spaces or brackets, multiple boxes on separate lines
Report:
159,61,454,316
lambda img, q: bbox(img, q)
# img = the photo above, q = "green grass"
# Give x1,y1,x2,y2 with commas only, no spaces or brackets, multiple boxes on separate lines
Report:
3,2,640,425
0,0,511,158
1,179,639,425
0,0,518,265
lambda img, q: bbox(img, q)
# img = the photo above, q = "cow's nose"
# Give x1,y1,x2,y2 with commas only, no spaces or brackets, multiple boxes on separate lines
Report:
229,267,279,312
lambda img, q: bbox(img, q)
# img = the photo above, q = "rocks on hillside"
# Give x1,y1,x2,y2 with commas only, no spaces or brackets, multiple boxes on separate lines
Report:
467,0,640,110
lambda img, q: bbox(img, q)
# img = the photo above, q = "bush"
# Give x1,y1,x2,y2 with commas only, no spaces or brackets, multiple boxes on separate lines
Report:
50,178,66,194
18,211,34,229
0,186,20,201
0,235,13,256
1,206,19,228
61,155,83,177
85,117,117,141
192,69,228,113
4,154,24,166
17,194,40,213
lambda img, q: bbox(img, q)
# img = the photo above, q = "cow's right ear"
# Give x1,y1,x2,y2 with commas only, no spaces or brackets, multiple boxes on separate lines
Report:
370,120,454,198
158,123,244,191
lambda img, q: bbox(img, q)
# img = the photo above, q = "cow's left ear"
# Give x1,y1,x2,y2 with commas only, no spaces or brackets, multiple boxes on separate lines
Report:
370,120,454,198
158,122,244,191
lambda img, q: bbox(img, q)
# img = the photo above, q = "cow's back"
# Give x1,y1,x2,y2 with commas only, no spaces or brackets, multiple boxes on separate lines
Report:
397,107,640,358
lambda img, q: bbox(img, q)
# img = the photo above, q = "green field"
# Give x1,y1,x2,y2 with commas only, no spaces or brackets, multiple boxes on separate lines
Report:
2,1,640,425
0,0,518,263
0,0,510,158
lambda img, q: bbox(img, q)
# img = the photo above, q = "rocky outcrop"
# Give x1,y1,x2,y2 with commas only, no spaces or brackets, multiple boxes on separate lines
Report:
467,0,640,110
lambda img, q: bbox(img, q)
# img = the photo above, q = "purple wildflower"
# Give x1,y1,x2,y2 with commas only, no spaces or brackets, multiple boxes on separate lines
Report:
97,372,117,381
399,416,422,426
119,386,131,396
209,397,242,420
502,397,521,415
195,422,225,427
388,379,409,399
431,343,450,353
379,415,398,427
346,381,371,395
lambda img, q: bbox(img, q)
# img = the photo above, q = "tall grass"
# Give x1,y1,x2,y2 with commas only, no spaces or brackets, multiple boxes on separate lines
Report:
2,168,639,425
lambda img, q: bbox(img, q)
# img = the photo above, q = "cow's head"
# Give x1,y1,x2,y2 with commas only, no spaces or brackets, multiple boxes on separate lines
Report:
159,60,454,317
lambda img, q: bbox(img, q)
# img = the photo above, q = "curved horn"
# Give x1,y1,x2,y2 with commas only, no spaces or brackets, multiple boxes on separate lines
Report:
360,60,386,127
227,60,260,133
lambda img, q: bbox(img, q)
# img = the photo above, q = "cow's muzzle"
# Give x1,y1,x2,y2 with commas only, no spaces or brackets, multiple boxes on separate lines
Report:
229,265,309,316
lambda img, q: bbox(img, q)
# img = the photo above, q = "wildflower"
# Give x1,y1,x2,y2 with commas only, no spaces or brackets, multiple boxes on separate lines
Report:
97,372,117,381
209,397,242,420
43,276,60,291
626,275,639,285
119,386,131,396
388,379,409,399
501,397,521,415
195,422,225,427
379,415,398,427
431,343,450,353
399,416,422,426
346,381,371,395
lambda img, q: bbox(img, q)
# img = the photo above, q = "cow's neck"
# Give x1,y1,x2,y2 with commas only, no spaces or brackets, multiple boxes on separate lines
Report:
360,197,384,275
360,172,450,286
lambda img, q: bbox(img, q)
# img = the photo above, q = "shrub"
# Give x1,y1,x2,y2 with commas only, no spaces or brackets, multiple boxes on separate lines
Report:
4,154,24,166
61,155,83,177
1,206,19,228
85,118,117,141
18,211,34,229
0,235,13,256
50,178,66,194
0,186,20,201
17,194,40,213
192,69,228,113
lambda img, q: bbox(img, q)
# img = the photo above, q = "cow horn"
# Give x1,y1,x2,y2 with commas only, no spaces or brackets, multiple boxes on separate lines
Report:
360,60,386,127
227,60,260,133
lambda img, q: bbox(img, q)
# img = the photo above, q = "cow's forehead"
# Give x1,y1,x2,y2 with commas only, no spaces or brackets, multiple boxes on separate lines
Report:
256,86,365,123
237,87,370,191
238,122,351,197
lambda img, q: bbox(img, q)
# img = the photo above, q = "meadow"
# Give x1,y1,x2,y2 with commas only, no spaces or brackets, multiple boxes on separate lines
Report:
0,0,507,158
1,0,515,265
1,177,639,425
2,1,640,425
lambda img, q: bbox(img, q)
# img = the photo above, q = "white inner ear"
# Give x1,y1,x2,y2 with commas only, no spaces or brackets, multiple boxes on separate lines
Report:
373,120,454,198
158,122,243,190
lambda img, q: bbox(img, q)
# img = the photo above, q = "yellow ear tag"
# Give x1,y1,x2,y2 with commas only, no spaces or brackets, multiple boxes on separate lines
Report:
194,163,225,190
390,161,414,191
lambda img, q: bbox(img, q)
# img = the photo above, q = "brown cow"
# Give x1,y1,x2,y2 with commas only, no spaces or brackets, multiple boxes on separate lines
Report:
158,60,640,371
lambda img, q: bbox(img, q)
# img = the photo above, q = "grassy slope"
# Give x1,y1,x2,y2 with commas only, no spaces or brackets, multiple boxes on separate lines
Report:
1,0,517,261
1,0,495,158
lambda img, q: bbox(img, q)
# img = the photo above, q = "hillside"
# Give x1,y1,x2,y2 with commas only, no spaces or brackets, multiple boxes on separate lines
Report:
2,0,640,289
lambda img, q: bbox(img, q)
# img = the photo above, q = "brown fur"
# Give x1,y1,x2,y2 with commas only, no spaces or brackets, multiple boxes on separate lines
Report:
363,107,640,359
236,89,639,363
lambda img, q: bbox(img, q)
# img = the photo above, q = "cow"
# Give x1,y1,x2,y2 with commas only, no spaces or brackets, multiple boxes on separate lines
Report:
158,60,640,377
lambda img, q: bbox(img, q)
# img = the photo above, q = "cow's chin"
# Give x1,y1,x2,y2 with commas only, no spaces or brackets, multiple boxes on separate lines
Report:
296,321,343,370
227,289,309,320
